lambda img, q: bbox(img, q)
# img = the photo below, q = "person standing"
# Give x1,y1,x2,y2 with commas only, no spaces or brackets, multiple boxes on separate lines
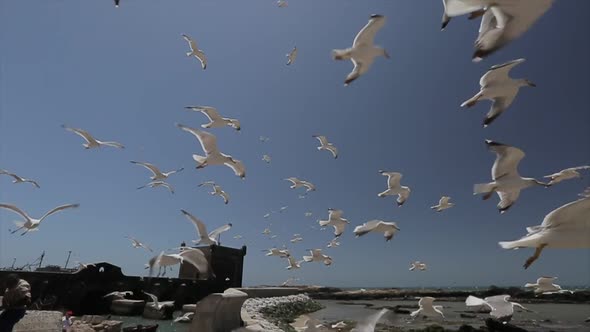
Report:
0,274,31,332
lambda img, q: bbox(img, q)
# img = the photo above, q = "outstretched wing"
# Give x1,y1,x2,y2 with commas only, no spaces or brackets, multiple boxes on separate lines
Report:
39,204,79,223
176,123,219,155
353,15,386,48
181,209,209,241
0,203,31,221
130,161,163,178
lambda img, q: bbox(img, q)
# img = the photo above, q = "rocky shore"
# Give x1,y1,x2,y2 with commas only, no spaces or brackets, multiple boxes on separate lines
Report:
242,294,322,332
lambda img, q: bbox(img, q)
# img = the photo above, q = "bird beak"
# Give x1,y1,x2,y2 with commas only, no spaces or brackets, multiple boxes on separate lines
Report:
527,80,537,87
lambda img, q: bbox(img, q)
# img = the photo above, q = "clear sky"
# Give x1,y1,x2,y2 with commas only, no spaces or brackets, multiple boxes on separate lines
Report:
0,1,588,288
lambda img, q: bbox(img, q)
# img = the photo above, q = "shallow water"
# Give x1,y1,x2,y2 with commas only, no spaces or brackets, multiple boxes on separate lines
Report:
113,313,190,332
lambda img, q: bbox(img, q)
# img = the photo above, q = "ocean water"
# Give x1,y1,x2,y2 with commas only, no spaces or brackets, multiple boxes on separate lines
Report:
114,313,190,332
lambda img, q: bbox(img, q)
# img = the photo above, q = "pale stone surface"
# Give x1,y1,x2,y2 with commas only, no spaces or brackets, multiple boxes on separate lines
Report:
190,288,248,332
13,310,62,332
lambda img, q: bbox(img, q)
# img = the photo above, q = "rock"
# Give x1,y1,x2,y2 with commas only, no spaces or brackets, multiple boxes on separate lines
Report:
460,313,477,319
14,310,62,332
485,318,529,332
457,325,479,332
182,304,197,313
110,299,145,316
142,303,174,320
585,317,590,323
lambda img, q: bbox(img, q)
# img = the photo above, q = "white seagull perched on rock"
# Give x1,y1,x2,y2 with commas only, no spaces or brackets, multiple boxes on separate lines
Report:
0,203,79,236
544,166,590,185
378,171,411,206
351,308,389,332
62,125,124,149
185,106,241,131
198,181,230,204
409,261,427,271
411,297,445,320
466,295,529,322
285,256,303,270
303,249,332,266
286,46,297,65
285,177,316,192
474,140,547,213
181,34,207,69
0,170,40,188
176,123,245,178
312,135,338,159
431,196,454,212
319,208,350,237
130,161,184,181
354,220,400,241
137,181,174,194
332,321,347,329
332,14,389,86
441,0,554,61
461,58,536,127
499,191,590,269
125,236,153,252
103,291,133,300
181,209,232,246
525,277,573,295
143,290,175,310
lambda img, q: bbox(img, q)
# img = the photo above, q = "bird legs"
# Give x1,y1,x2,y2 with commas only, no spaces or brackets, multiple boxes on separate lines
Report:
524,243,547,269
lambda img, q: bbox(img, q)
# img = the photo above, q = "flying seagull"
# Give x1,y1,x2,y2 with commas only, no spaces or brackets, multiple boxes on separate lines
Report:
130,161,183,181
285,256,303,270
290,235,303,243
303,249,332,266
137,181,174,194
0,203,79,236
312,135,338,159
176,123,245,178
0,170,40,188
474,140,547,213
409,261,427,271
181,209,232,246
440,0,487,31
411,297,445,320
173,312,194,323
461,59,535,127
286,46,297,65
318,208,349,237
181,34,207,69
431,196,454,212
277,0,287,8
262,155,271,163
499,191,590,269
185,106,240,131
350,309,389,332
354,220,400,241
524,277,574,295
264,248,290,258
466,295,530,322
143,290,175,310
146,249,210,278
125,236,153,252
198,181,230,204
333,14,389,86
327,238,340,248
62,125,124,149
103,291,133,300
544,166,590,185
284,177,316,192
378,171,411,206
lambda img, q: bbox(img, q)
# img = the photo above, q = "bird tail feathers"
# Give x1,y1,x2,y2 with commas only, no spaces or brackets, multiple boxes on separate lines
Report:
524,283,536,288
332,49,351,60
473,183,495,195
465,295,486,307
318,220,330,227
192,154,207,166
498,241,519,249
13,221,25,228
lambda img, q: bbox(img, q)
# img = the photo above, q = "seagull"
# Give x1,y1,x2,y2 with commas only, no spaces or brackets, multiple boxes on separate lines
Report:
525,277,574,295
544,166,590,185
0,170,40,188
181,34,207,69
181,209,232,246
173,312,194,323
285,256,303,270
259,136,270,143
290,235,303,243
332,321,347,329
350,308,389,332
264,248,290,258
277,0,287,8
303,249,333,266
0,203,79,236
177,124,245,178
466,295,529,322
461,59,535,127
318,208,349,237
281,277,299,287
75,262,96,272
198,181,230,204
130,161,184,181
279,206,288,213
62,125,124,149
263,213,271,219
327,238,340,248
499,192,590,269
304,212,313,218
474,140,547,213
270,235,278,239
262,155,272,163
440,0,487,31
285,177,316,192
185,106,241,131
125,236,153,252
332,14,389,86
312,135,338,159
147,249,210,278
286,46,297,65
137,181,174,194
431,196,454,212
354,220,400,242
411,297,445,320
409,261,427,271
103,291,133,300
377,171,411,206
233,235,243,239
114,0,120,8
262,228,272,235
143,290,175,311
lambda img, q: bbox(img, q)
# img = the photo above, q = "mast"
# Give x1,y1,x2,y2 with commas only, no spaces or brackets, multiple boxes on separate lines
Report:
38,251,45,269
11,258,16,269
64,251,72,269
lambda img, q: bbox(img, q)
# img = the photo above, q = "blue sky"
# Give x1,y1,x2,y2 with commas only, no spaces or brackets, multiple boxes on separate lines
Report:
0,1,588,288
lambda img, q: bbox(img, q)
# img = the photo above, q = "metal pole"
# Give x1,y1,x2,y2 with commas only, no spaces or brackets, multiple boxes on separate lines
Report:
11,258,16,269
38,251,45,269
64,251,72,269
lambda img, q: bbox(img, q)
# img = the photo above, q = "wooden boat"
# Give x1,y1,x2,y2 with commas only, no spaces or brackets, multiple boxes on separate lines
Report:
122,324,159,332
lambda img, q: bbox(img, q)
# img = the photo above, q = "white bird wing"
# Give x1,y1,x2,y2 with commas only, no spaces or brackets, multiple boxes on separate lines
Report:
385,172,402,189
219,190,230,204
486,140,525,180
485,92,517,127
351,308,388,332
466,295,492,309
199,181,216,188
354,220,381,236
177,124,219,155
181,210,209,242
193,51,207,69
143,291,159,308
39,204,79,223
440,196,450,205
326,145,338,158
480,58,525,87
131,161,164,178
568,165,590,172
99,141,125,149
63,126,98,144
285,177,300,186
208,223,232,240
537,277,556,286
182,34,197,51
179,249,210,276
225,159,245,178
314,135,329,147
443,0,487,17
301,181,316,191
540,195,590,230
0,203,32,221
329,209,343,219
187,106,223,122
497,190,520,212
485,295,514,319
353,15,386,48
